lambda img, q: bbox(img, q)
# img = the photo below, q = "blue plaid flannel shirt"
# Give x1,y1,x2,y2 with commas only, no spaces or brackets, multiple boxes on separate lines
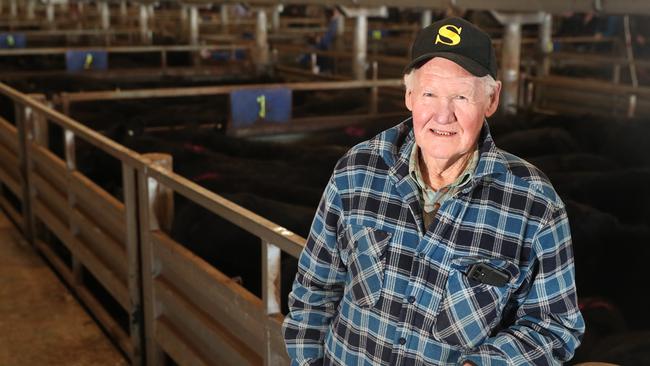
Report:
283,119,584,365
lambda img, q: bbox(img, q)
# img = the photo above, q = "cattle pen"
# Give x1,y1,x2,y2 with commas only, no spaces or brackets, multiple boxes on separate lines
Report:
0,80,307,365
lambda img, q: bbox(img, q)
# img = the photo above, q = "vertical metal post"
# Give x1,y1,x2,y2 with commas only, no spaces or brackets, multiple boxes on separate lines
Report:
100,1,110,30
310,53,318,74
220,4,229,33
336,12,345,51
623,15,638,118
46,2,55,28
122,162,143,366
539,13,552,77
15,103,34,243
370,61,379,114
353,14,368,80
421,9,432,28
613,64,621,84
100,1,110,45
137,165,164,366
262,239,282,366
29,94,48,148
64,128,83,284
26,0,35,20
142,154,173,232
262,240,281,316
9,0,16,18
500,21,522,114
189,5,199,45
179,5,187,40
256,9,270,74
120,0,128,23
139,4,151,44
271,5,281,32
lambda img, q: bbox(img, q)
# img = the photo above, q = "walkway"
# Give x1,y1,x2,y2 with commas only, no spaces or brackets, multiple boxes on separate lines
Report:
0,210,127,365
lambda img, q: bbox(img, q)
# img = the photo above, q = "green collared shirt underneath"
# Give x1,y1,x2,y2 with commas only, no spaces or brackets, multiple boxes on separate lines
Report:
409,144,479,229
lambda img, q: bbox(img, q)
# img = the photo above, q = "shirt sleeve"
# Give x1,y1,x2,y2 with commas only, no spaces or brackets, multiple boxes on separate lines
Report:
459,205,585,366
282,177,347,365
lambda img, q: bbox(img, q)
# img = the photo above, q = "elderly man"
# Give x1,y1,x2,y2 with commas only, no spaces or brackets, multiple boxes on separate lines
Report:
283,17,584,365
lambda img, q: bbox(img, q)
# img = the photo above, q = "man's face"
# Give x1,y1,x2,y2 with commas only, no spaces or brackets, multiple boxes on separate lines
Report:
405,57,501,165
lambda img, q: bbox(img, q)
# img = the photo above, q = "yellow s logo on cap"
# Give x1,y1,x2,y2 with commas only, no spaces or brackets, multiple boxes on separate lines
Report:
435,25,462,46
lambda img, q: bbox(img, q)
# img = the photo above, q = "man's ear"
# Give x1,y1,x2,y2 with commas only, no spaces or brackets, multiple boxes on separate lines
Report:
485,81,502,117
405,88,413,111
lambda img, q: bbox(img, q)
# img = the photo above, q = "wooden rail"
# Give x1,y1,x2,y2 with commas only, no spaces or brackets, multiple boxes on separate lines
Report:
0,80,319,365
526,75,650,118
0,43,253,57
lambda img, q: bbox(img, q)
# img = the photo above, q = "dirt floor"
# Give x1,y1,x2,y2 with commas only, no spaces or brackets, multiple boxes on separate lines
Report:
0,210,127,366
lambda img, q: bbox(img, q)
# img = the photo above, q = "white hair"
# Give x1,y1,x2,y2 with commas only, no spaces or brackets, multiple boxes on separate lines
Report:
403,67,498,99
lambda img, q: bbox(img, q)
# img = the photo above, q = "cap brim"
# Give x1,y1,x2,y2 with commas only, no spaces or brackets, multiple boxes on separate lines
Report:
403,52,489,77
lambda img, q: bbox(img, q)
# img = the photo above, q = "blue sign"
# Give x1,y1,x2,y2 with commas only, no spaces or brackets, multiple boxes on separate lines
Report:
0,33,26,48
210,49,247,61
65,50,108,72
230,88,292,127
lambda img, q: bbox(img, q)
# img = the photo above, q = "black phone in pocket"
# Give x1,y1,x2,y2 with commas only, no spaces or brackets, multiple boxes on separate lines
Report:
467,263,510,287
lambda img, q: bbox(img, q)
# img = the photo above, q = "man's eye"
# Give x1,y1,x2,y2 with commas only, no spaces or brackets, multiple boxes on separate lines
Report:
454,95,468,101
423,92,433,97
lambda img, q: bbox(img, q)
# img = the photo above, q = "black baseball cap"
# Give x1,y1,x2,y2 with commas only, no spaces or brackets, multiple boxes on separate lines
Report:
404,16,497,79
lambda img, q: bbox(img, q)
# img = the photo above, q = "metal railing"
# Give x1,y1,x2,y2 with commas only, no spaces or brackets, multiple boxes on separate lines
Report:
54,79,404,137
0,43,254,71
525,75,650,118
0,80,315,365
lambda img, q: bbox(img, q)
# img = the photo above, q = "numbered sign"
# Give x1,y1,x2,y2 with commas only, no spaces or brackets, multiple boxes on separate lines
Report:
65,50,108,72
0,33,26,48
369,29,387,41
230,88,292,127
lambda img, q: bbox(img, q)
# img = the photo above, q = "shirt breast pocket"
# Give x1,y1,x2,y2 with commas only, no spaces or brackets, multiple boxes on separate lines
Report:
340,225,391,308
432,256,520,348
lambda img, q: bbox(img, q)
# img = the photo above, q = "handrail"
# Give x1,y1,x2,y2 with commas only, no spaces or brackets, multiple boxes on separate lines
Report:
549,52,650,68
14,28,141,37
146,163,306,259
527,75,650,96
0,43,253,57
0,82,147,168
57,79,403,102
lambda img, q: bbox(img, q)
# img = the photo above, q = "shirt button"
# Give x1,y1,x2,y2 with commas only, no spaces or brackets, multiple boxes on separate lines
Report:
418,252,425,258
408,296,416,303
398,337,406,345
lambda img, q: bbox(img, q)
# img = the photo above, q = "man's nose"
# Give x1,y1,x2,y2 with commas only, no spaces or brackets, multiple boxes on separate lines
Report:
433,98,455,124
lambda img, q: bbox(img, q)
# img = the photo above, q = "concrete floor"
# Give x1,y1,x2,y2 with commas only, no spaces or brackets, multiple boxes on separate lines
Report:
0,210,127,366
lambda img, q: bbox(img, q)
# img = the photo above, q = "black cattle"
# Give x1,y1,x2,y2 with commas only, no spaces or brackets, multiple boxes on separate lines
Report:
494,127,581,158
171,192,313,314
566,199,650,330
527,153,618,176
554,168,650,225
571,297,627,364
122,134,327,207
155,129,346,177
526,114,650,168
582,331,650,365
